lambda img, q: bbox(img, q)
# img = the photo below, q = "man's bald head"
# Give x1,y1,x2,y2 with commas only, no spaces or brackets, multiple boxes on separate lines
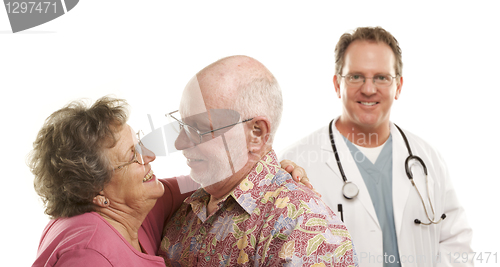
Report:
197,56,274,88
196,55,282,143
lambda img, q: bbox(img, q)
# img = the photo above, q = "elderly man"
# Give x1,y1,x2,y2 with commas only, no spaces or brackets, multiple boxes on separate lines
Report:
281,27,473,266
158,55,358,266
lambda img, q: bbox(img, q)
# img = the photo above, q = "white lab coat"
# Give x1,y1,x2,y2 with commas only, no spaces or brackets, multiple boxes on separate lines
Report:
280,119,473,267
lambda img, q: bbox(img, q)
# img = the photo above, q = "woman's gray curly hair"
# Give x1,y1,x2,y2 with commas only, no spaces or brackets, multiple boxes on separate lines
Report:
28,96,129,219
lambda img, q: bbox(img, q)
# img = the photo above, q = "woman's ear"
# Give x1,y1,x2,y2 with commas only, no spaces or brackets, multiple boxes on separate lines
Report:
247,117,271,155
93,192,109,208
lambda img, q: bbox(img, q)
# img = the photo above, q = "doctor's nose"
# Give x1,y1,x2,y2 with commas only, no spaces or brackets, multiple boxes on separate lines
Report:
360,78,377,96
174,128,196,151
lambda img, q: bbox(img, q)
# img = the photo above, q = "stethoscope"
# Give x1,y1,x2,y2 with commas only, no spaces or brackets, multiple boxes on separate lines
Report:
328,119,446,225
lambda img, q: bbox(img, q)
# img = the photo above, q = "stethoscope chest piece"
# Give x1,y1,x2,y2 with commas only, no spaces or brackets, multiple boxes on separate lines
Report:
342,181,359,199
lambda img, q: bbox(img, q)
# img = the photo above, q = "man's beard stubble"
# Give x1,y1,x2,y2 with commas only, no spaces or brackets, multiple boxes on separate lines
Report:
187,135,249,188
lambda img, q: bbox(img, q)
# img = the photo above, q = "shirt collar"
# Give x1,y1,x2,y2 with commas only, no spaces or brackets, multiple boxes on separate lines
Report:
184,150,287,215
230,150,284,214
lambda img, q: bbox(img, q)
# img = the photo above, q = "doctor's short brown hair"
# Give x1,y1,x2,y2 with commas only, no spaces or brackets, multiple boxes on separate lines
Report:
335,26,403,77
28,96,129,219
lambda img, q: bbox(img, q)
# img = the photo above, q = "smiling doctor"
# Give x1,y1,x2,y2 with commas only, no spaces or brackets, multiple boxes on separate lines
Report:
281,27,473,267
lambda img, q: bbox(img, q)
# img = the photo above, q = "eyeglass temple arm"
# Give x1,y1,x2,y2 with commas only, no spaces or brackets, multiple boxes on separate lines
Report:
167,110,254,136
199,118,254,136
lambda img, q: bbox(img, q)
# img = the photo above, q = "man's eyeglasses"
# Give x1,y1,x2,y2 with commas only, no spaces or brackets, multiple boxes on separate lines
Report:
340,74,397,88
113,131,147,170
166,109,253,145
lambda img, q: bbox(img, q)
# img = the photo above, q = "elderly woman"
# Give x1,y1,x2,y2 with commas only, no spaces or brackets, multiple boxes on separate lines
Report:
30,96,308,267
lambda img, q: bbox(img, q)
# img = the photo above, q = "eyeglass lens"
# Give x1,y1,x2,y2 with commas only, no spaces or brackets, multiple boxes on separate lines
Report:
134,142,145,164
170,109,242,145
345,74,394,87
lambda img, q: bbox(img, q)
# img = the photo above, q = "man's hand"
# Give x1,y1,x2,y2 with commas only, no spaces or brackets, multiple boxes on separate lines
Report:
280,159,321,197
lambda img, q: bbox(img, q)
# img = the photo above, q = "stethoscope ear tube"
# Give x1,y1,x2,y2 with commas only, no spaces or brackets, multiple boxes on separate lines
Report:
394,124,443,225
329,120,359,200
394,124,429,179
329,120,348,183
405,155,428,179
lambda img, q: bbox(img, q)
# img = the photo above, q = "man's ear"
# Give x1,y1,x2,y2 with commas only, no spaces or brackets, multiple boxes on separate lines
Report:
395,76,403,100
246,116,271,155
93,192,109,208
333,74,341,98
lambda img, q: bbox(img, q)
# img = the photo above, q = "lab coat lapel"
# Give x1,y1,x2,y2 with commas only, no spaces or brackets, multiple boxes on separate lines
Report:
322,119,380,229
391,123,412,236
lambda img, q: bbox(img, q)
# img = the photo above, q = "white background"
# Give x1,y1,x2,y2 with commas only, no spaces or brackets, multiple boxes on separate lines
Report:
1,1,499,266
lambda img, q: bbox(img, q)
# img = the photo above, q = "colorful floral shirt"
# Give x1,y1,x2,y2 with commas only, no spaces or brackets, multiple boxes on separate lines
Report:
158,150,358,267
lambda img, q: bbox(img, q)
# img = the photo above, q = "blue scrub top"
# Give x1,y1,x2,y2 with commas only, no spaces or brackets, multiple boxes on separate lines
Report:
344,135,402,267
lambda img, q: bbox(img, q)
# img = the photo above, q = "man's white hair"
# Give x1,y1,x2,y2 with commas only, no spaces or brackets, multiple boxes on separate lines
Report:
231,74,282,144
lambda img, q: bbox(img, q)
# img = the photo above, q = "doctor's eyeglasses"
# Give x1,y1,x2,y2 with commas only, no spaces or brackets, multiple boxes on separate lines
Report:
340,74,397,88
166,109,253,145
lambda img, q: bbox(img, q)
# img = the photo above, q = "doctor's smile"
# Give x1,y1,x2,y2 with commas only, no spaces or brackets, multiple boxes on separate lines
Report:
358,101,380,107
359,101,378,106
